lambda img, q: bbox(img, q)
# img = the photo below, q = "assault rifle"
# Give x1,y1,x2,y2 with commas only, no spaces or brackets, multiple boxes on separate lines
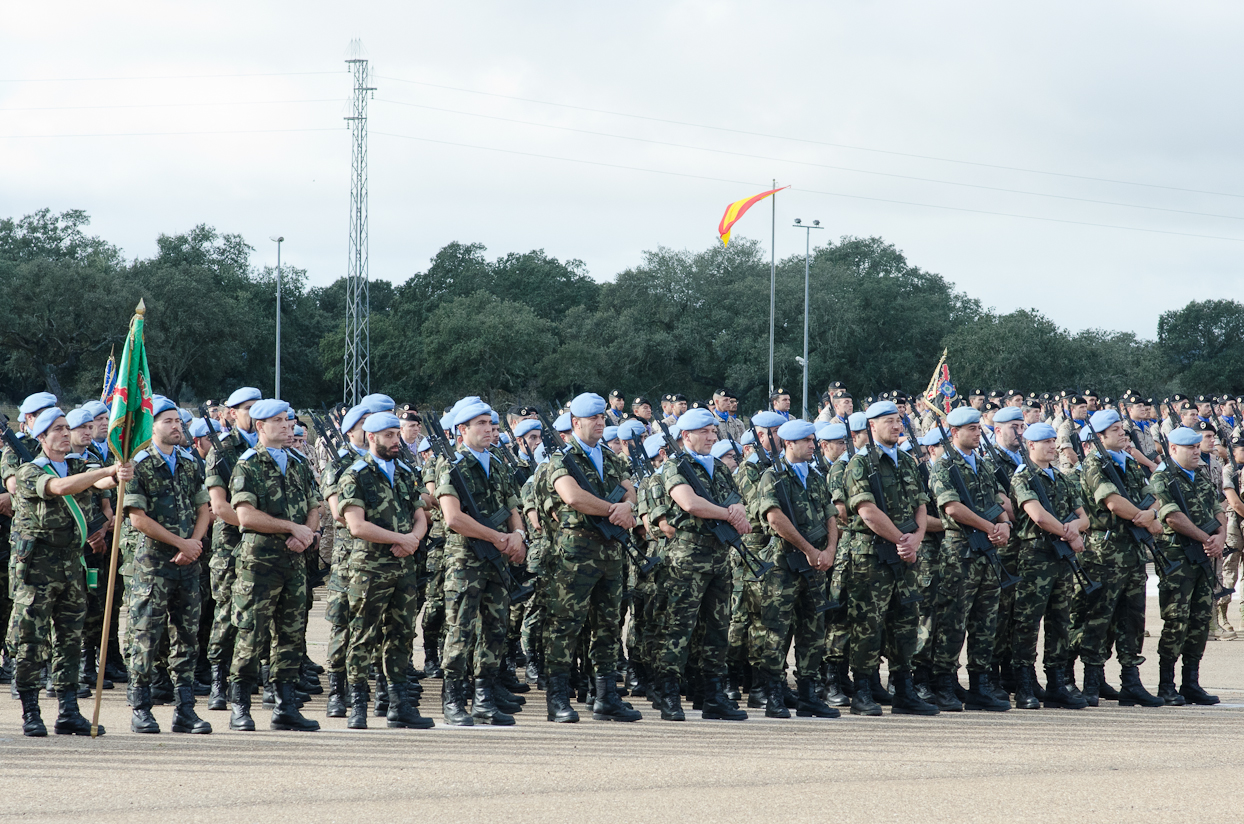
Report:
497,416,532,485
0,413,36,464
197,404,238,481
308,411,354,478
1016,450,1101,595
1154,427,1233,599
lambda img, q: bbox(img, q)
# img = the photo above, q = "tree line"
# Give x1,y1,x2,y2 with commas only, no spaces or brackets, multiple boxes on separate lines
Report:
1,208,1240,414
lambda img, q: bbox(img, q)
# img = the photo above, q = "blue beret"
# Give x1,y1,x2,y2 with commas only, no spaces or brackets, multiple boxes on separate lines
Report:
1080,427,1094,443
751,411,786,429
454,401,493,429
740,430,756,445
643,433,666,459
603,426,620,443
710,440,738,459
439,415,455,433
249,399,290,421
618,419,647,439
449,396,482,417
994,407,1023,424
777,419,816,441
225,387,262,408
1089,409,1120,433
190,417,223,438
677,408,716,432
83,400,108,419
417,437,431,452
847,412,867,432
180,408,193,423
946,407,981,427
490,410,500,424
19,392,58,415
286,409,297,420
1168,426,1203,447
864,401,899,420
569,392,607,418
151,395,177,417
293,425,305,437
341,404,370,433
363,412,400,433
818,423,847,441
899,440,913,452
669,424,682,439
554,412,572,433
1024,422,1057,442
514,419,542,437
499,433,511,444
31,407,65,439
66,408,95,430
361,393,396,412
918,430,942,447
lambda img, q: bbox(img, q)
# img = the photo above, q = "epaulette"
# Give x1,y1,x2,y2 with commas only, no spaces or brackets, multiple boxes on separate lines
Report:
33,456,51,468
177,447,196,461
291,448,307,462
239,448,257,461
133,450,151,464
396,459,412,474
65,452,85,461
337,447,350,458
350,459,368,472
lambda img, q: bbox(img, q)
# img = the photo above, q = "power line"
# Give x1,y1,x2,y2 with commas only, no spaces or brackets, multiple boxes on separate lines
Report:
375,73,1244,201
0,98,346,113
0,70,341,83
0,127,341,138
377,97,1244,223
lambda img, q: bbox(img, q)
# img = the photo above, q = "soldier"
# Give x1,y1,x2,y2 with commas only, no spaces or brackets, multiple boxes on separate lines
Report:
398,407,423,466
909,430,948,701
712,389,747,443
542,393,641,723
968,389,987,412
226,398,321,732
839,400,937,716
927,406,1012,712
1008,423,1089,710
10,406,131,736
1221,435,1244,633
337,412,434,730
435,400,526,726
752,418,839,719
1151,426,1227,705
631,396,655,430
1022,397,1043,426
1056,395,1090,474
654,407,751,722
769,389,793,421
986,406,1025,695
124,397,213,734
605,390,628,427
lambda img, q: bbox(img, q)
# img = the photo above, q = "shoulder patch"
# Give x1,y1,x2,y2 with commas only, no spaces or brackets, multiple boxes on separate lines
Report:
239,448,257,461
133,450,151,464
350,459,368,472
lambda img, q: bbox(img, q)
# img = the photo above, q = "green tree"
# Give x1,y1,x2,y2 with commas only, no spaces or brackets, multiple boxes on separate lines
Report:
1158,299,1244,393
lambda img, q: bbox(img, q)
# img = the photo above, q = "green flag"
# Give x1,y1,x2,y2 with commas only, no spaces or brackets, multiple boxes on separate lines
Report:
107,299,155,462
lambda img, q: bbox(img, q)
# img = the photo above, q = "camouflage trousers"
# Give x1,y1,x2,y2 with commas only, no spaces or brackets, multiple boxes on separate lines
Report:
128,557,202,687
824,551,853,664
422,556,447,660
82,539,122,661
844,535,919,674
934,540,1000,675
9,542,86,692
912,536,949,673
752,551,828,680
727,540,766,669
1075,534,1147,667
1008,543,1074,669
1157,544,1213,664
206,543,237,666
655,535,732,680
0,538,10,657
229,544,308,684
543,532,625,677
441,546,510,681
517,537,546,661
323,566,352,674
992,542,1021,667
637,556,671,669
346,562,421,685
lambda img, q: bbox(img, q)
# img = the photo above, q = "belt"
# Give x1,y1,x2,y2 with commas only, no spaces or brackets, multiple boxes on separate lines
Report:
674,531,720,548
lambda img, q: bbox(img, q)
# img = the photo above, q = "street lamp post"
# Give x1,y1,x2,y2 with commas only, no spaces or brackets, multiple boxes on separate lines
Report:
792,219,822,420
271,235,284,399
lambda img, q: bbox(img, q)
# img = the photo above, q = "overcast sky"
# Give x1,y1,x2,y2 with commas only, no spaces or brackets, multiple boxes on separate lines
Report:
4,1,1243,338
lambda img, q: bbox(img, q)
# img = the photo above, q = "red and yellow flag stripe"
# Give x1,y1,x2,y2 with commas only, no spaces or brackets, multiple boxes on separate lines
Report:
718,185,788,246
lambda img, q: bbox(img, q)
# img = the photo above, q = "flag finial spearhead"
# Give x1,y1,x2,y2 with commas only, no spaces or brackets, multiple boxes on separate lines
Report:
136,299,146,316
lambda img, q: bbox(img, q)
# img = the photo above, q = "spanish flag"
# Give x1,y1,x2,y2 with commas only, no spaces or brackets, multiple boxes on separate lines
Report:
718,185,788,246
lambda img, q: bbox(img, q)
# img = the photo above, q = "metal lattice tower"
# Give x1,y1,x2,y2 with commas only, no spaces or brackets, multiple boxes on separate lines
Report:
343,43,375,405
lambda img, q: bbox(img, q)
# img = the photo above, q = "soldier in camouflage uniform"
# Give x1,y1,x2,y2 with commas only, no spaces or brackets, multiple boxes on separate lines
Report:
435,400,526,726
338,412,434,730
909,431,947,702
1055,395,1090,475
10,406,130,736
654,407,751,722
518,439,550,685
226,399,321,732
820,420,857,707
634,433,674,707
123,398,213,734
1221,435,1244,630
419,437,448,678
1008,423,1089,710
927,406,1012,713
1151,425,1227,706
542,393,641,723
74,401,120,691
982,407,1025,696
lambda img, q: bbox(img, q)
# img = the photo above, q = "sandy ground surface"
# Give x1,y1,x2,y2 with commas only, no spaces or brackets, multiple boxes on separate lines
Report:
2,594,1242,824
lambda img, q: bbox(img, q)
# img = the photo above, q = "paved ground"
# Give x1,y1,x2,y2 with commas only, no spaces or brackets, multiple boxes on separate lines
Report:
3,595,1243,823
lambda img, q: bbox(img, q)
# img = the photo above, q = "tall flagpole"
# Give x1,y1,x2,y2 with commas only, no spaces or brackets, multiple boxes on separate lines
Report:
768,178,776,396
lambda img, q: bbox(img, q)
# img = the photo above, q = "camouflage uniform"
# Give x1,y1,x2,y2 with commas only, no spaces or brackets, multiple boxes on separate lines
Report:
542,439,631,677
124,447,210,687
1152,463,1223,665
1,434,42,660
228,445,319,685
338,452,426,685
1055,419,1087,475
824,458,853,673
928,449,1005,676
204,428,249,670
1222,461,1243,618
1009,464,1083,669
989,448,1023,680
636,468,673,672
319,446,361,677
80,441,118,673
627,469,665,669
518,468,550,663
422,478,449,664
731,456,770,677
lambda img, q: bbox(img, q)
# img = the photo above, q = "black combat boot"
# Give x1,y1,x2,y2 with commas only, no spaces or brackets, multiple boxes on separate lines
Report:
1012,666,1040,709
105,646,128,684
764,676,791,719
702,675,747,720
19,689,47,736
271,681,320,731
746,666,768,709
492,681,524,715
850,670,882,716
871,669,891,705
131,684,161,733
194,658,212,696
658,675,686,721
891,671,939,716
964,671,1010,712
629,661,648,698
1028,665,1047,701
724,663,744,701
171,685,212,734
229,680,255,730
373,673,389,717
472,676,516,726
387,681,435,729
998,659,1017,695
796,676,840,718
261,664,276,710
299,662,323,696
207,664,228,711
1080,664,1103,708
325,671,348,717
81,645,113,691
1160,665,1187,710
54,688,95,735
932,672,963,712
1043,667,1086,709
1118,665,1163,707
781,679,798,709
499,662,530,695
593,673,642,721
1179,660,1219,705
1098,677,1121,701
347,681,370,729
546,673,579,723
988,664,1010,703
523,654,539,687
441,677,474,726
912,666,935,704
423,648,444,679
823,664,850,707
152,668,175,705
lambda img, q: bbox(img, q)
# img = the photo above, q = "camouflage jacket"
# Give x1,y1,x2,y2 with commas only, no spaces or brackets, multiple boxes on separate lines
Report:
433,447,520,552
1011,463,1084,547
1,432,42,486
637,467,672,557
205,427,253,547
1224,461,1242,549
547,437,630,533
1079,451,1153,536
734,457,770,538
756,463,833,553
841,448,928,540
229,444,319,551
662,452,741,538
826,458,849,506
1151,462,1223,554
928,448,1003,535
124,447,210,560
337,451,425,574
12,454,102,548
